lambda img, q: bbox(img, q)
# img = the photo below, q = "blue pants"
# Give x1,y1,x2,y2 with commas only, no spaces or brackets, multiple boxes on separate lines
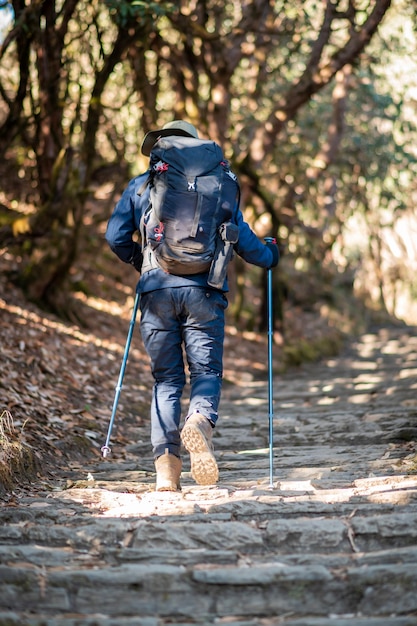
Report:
139,286,228,459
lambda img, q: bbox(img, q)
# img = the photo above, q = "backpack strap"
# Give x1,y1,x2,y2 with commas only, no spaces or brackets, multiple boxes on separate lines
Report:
136,172,153,253
139,204,150,252
137,169,152,196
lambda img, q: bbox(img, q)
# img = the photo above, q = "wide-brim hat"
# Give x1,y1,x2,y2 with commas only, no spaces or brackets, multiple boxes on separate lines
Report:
141,120,199,156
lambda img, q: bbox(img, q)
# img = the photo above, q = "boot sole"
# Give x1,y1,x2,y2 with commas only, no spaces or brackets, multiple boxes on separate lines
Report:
181,423,219,485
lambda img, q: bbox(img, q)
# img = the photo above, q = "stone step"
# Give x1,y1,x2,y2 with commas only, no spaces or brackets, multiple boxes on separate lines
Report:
1,525,417,570
2,497,417,554
1,559,416,618
1,613,416,626
1,539,417,570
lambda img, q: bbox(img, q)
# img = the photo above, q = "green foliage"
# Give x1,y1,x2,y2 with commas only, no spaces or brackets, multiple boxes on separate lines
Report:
105,0,175,26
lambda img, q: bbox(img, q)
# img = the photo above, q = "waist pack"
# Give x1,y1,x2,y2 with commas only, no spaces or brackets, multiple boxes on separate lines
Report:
139,135,240,279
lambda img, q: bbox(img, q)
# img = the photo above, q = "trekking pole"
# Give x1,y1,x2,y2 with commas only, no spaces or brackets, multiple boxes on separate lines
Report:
101,293,140,458
265,237,275,488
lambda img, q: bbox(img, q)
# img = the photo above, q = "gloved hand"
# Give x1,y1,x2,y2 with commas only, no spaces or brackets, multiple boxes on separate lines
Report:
265,240,279,268
130,247,143,272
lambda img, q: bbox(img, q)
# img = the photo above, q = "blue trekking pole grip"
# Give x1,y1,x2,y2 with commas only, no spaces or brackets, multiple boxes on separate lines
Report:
101,293,140,458
265,237,276,488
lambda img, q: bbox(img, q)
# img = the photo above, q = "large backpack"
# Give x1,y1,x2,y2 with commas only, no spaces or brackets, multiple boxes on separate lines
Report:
139,135,239,276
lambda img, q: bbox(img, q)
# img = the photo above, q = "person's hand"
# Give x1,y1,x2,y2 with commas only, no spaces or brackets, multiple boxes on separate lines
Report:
265,240,279,268
131,250,143,272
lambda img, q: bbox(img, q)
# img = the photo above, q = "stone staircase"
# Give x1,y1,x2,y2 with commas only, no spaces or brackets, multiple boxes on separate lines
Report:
0,326,416,625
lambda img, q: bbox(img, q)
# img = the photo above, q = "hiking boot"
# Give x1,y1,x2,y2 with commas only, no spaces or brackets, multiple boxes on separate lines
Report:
154,449,182,492
181,412,219,485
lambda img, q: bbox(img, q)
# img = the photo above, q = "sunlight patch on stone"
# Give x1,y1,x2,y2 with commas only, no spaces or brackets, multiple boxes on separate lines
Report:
317,397,338,405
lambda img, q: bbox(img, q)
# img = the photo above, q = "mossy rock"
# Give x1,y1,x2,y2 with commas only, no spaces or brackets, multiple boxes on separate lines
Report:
283,333,343,367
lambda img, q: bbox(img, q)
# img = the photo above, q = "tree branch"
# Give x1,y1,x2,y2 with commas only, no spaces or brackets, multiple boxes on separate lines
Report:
259,0,392,161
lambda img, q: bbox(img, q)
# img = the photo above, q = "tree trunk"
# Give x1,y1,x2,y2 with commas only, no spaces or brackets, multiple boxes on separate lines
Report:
2,2,152,318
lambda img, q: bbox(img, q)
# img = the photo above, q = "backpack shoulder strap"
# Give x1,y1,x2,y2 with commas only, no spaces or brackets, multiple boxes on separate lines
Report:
137,169,152,196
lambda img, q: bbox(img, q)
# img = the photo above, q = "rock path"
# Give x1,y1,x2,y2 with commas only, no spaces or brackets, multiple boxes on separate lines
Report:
1,325,417,625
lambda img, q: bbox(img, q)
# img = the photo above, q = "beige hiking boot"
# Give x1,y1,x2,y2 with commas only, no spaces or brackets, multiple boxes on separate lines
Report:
180,412,219,485
154,449,182,491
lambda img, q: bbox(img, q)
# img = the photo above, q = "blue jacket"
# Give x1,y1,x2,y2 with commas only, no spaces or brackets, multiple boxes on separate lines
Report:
106,172,277,293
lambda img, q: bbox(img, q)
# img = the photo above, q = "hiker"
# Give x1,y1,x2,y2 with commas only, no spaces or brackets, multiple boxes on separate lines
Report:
105,120,279,492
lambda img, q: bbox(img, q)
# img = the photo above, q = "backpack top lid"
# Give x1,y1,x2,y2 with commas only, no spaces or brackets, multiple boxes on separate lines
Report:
141,120,199,156
150,136,224,177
